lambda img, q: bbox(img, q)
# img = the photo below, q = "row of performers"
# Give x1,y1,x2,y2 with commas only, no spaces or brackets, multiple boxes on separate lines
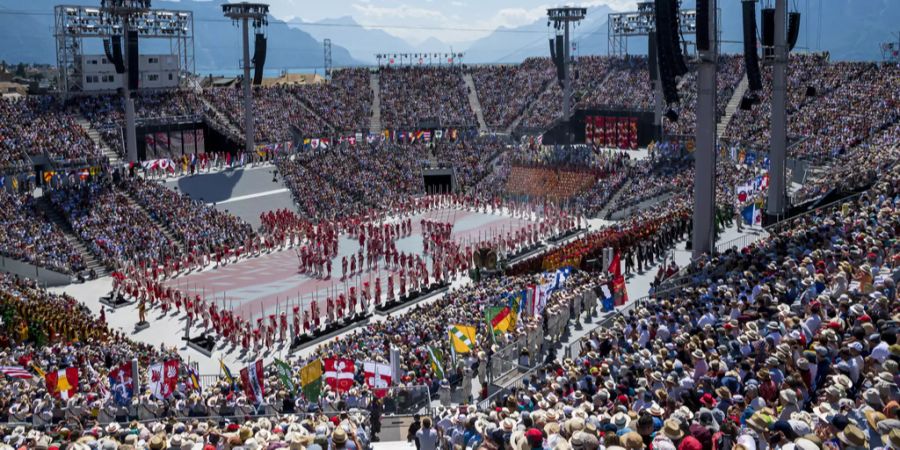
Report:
117,266,460,351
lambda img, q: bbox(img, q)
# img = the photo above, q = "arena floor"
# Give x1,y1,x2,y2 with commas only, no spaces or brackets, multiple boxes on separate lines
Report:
163,207,537,322
165,164,294,229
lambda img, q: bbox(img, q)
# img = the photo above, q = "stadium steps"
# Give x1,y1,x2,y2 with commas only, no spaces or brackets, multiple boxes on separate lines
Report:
121,193,188,256
597,178,633,220
716,74,748,140
462,73,489,133
36,195,111,277
369,72,382,134
504,79,552,134
198,96,245,144
75,116,121,166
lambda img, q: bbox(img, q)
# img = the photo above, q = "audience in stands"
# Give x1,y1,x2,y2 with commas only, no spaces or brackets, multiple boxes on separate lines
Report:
0,189,85,274
380,66,475,130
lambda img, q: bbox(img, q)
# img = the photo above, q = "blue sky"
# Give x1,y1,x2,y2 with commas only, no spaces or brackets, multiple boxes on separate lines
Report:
268,0,637,44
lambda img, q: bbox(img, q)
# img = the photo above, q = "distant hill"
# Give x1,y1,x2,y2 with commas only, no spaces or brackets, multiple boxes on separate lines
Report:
0,0,895,68
0,0,361,70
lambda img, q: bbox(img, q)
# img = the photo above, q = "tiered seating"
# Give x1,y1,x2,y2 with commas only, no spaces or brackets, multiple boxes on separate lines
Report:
469,58,555,129
505,166,599,201
296,68,372,133
0,96,99,165
124,177,255,253
0,190,85,274
379,66,475,129
49,181,180,268
202,85,328,142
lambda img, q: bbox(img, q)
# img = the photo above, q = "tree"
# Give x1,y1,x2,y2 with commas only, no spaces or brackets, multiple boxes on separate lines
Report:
15,63,27,77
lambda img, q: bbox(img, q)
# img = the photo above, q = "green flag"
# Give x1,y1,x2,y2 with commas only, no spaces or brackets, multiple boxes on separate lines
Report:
427,345,445,380
273,359,296,395
299,359,323,402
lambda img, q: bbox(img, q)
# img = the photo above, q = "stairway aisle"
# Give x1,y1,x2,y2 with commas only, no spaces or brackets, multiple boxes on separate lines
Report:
37,195,110,277
122,193,188,256
369,72,382,134
75,116,121,166
716,75,748,139
462,72,488,133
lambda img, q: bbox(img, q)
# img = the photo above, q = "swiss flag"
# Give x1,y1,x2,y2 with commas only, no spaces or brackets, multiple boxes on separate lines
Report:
324,357,355,393
363,361,392,398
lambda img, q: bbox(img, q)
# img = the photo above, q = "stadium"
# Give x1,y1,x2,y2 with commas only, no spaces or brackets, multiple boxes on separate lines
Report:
0,0,898,449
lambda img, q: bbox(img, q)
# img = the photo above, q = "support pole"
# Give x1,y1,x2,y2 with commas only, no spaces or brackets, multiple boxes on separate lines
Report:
692,0,717,259
123,22,138,164
241,16,255,156
767,0,787,217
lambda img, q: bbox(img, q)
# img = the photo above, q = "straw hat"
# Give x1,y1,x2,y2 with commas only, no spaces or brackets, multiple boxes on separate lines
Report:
661,420,683,441
837,424,867,448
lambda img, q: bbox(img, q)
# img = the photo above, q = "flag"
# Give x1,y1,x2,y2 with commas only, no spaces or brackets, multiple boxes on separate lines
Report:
300,359,324,402
108,362,135,406
600,284,615,312
741,204,763,226
45,368,79,400
0,366,33,379
608,252,622,278
485,306,513,335
390,346,401,384
427,346,445,380
531,281,554,316
31,363,45,378
273,359,296,395
363,361,392,397
188,366,202,394
552,266,572,290
149,359,179,400
611,274,629,307
240,359,265,405
449,324,477,353
506,290,526,330
220,359,235,386
736,184,754,203
323,357,355,393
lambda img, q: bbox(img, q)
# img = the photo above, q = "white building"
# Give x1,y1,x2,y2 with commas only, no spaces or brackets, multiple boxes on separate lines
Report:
79,54,179,91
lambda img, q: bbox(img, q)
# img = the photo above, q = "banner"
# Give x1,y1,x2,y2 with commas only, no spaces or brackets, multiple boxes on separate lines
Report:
149,359,179,400
240,359,266,405
324,357,355,393
108,361,135,406
273,359,296,395
300,359,324,402
363,361,392,397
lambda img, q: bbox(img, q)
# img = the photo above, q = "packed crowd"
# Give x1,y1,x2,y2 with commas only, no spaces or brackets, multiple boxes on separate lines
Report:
203,85,329,143
49,179,181,269
380,66,475,129
0,96,100,166
664,55,746,136
0,189,85,274
470,59,555,130
124,177,255,257
297,68,373,133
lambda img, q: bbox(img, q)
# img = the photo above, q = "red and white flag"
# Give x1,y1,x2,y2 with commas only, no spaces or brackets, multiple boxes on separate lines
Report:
149,359,179,400
45,367,79,400
324,357,355,393
0,366,33,379
240,359,266,405
363,361,392,398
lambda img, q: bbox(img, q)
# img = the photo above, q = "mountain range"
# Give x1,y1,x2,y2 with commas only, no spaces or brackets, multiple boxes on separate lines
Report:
0,0,360,71
0,0,896,69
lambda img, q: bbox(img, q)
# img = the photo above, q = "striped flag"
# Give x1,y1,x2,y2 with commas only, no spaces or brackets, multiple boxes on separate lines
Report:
449,324,477,354
188,366,202,393
219,359,235,386
427,346,445,380
0,366,33,379
240,359,265,405
485,306,512,336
